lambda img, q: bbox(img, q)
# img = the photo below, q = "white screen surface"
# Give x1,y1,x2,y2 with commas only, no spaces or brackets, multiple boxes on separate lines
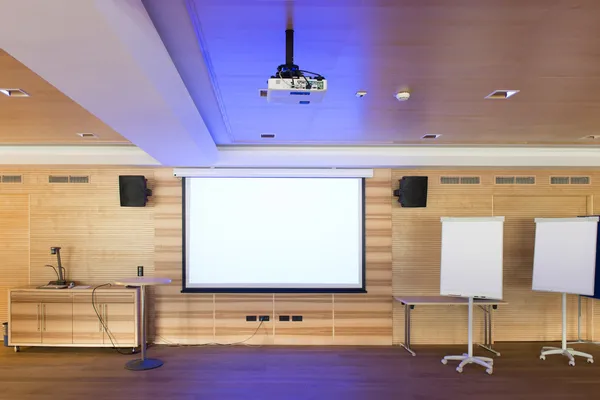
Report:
440,217,505,299
184,177,364,290
532,217,598,295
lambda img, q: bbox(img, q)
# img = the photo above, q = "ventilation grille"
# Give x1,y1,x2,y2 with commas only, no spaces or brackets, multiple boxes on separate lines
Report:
440,176,480,185
495,176,515,185
440,176,460,185
69,176,90,184
495,176,536,185
49,175,69,183
515,176,535,185
550,176,570,185
570,176,590,185
1,175,22,183
460,176,481,185
550,176,591,185
48,175,90,184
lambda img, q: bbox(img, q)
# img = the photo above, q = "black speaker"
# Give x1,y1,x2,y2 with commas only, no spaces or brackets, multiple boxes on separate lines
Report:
393,176,428,207
119,175,152,207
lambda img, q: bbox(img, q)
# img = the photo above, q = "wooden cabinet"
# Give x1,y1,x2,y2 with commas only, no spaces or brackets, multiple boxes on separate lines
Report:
40,302,73,344
9,287,139,350
10,302,42,344
72,291,138,346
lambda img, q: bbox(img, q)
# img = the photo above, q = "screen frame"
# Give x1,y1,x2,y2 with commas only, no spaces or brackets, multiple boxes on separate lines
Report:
181,177,367,294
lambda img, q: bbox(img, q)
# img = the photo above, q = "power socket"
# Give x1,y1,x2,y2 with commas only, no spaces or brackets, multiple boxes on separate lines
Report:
259,315,270,322
292,315,303,322
246,315,257,322
279,315,290,322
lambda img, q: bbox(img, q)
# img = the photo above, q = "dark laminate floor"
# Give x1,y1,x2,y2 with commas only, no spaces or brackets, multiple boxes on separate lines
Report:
1,343,599,400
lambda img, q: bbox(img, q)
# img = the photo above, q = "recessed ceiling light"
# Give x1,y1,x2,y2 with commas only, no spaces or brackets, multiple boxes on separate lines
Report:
355,90,367,98
580,135,600,140
0,88,30,97
260,133,276,139
485,90,519,99
395,91,411,101
77,132,98,138
421,134,442,139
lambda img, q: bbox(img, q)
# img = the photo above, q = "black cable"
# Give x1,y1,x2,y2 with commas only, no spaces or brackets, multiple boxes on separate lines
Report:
299,69,324,78
44,265,59,280
302,75,312,89
92,283,135,355
157,320,266,347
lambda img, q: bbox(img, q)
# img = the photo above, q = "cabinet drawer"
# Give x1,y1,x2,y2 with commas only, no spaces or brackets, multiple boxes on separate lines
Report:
73,291,136,304
11,291,73,303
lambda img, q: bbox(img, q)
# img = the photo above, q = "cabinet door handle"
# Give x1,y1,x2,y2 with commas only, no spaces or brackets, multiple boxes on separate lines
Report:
37,304,41,332
99,304,103,332
42,304,46,331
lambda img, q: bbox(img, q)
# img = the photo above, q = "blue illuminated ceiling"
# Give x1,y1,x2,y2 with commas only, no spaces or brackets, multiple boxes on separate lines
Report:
145,0,600,147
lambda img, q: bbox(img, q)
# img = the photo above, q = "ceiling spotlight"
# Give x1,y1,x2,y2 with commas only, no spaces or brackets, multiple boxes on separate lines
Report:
485,90,519,99
395,91,411,101
355,90,367,98
421,134,442,139
76,133,98,138
0,88,30,97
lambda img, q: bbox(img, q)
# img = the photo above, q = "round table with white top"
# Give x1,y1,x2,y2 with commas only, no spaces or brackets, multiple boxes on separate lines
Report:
113,277,172,371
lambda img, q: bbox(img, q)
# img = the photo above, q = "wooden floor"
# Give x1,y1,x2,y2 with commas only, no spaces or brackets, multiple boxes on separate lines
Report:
1,343,600,400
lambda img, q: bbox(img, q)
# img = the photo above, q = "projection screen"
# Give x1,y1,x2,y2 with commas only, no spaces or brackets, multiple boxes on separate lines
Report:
183,177,366,292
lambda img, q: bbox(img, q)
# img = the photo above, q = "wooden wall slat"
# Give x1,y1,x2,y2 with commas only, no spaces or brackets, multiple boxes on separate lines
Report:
152,168,393,345
274,295,333,345
5,166,600,346
493,195,587,341
392,169,600,345
0,195,29,323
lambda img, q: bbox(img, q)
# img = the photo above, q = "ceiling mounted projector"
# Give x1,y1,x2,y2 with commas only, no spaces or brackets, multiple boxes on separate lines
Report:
266,29,327,105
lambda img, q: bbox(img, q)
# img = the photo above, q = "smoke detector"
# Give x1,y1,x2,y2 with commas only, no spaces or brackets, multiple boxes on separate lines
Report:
395,91,411,101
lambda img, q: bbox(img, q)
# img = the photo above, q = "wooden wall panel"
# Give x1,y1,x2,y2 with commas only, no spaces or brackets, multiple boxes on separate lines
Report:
333,169,393,345
0,195,29,323
274,295,333,345
0,168,155,287
493,196,587,341
215,294,275,345
7,166,600,346
392,169,600,345
151,168,393,345
150,168,213,344
392,190,492,345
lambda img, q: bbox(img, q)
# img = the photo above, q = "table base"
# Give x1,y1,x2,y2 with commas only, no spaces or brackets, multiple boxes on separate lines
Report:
125,358,164,371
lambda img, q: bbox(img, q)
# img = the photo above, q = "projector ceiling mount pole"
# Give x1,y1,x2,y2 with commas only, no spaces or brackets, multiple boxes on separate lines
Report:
277,29,300,79
286,29,294,66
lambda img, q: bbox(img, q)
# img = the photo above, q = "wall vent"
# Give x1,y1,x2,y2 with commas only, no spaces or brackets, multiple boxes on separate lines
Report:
69,176,90,184
570,176,590,185
515,176,535,185
460,176,480,185
440,176,480,185
495,176,515,185
1,175,22,183
440,176,460,185
495,176,535,185
550,176,591,185
49,175,69,183
550,176,570,185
